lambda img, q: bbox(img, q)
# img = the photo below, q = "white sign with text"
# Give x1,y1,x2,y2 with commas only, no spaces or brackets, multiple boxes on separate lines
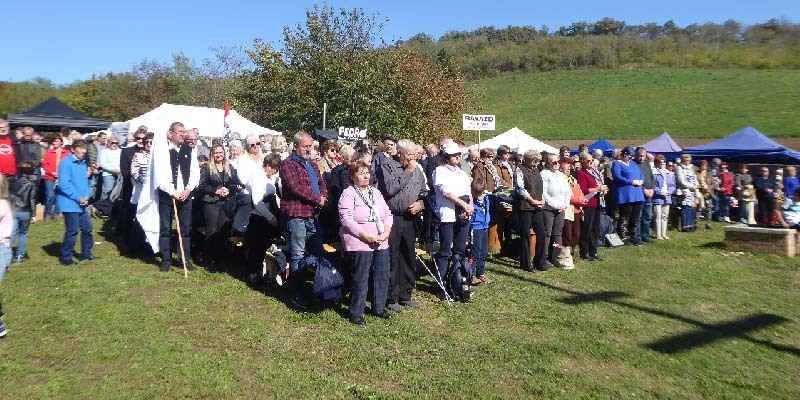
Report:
338,126,368,141
462,114,496,131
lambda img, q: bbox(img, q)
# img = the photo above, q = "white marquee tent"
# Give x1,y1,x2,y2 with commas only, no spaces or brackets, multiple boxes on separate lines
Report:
469,127,558,155
125,103,282,138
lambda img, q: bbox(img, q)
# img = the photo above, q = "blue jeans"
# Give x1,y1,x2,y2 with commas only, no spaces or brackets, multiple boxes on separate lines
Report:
682,206,696,229
471,228,488,277
639,198,653,241
717,195,731,219
44,180,59,217
283,217,324,297
0,243,11,286
436,221,469,282
12,211,31,258
349,249,389,317
61,209,93,263
102,174,118,201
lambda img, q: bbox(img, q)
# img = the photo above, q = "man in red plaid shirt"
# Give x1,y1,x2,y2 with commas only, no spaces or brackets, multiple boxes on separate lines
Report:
280,131,328,310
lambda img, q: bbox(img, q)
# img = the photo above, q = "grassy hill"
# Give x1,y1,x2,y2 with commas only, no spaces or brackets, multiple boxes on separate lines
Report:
476,68,800,141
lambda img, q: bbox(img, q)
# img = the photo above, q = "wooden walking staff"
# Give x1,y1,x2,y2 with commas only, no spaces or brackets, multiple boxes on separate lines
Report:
172,198,189,278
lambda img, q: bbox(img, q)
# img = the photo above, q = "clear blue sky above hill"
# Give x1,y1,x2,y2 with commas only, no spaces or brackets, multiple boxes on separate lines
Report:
4,0,797,84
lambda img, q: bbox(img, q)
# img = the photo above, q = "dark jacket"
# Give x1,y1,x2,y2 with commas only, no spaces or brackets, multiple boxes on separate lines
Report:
517,164,543,211
14,140,42,169
10,175,36,213
198,163,241,204
119,145,139,203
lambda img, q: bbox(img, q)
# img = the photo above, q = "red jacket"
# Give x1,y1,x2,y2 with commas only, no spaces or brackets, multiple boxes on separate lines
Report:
42,147,72,180
0,135,17,176
577,168,602,208
718,171,734,196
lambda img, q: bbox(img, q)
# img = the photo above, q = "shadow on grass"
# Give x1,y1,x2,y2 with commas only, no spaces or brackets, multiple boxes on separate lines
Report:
696,241,725,249
41,241,62,257
492,268,800,357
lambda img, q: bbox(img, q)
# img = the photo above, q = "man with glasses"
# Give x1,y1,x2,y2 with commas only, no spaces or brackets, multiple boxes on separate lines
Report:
117,127,147,253
634,147,655,243
156,122,200,272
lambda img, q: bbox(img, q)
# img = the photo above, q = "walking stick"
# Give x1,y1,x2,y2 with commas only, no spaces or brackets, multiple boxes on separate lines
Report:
173,198,189,278
416,253,453,305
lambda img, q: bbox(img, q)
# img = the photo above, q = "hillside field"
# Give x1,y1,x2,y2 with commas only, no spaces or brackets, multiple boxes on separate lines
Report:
475,68,800,142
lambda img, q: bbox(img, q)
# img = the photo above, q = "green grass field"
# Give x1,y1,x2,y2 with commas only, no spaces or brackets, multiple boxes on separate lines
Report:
476,68,800,141
0,218,798,399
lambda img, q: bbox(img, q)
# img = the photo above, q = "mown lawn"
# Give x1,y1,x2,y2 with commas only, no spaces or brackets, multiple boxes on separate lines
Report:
0,217,798,399
477,68,800,141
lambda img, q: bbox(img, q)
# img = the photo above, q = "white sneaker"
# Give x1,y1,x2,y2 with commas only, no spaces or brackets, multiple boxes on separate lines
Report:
563,265,575,270
723,217,731,223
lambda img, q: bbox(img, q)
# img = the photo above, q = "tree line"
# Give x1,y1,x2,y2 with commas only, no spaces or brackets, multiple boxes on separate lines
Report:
1,12,798,144
399,17,800,79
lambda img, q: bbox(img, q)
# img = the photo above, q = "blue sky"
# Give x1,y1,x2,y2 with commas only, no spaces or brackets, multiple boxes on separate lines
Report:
3,0,797,84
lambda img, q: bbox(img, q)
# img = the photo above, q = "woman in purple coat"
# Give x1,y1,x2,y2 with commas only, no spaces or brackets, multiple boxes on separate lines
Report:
611,146,645,245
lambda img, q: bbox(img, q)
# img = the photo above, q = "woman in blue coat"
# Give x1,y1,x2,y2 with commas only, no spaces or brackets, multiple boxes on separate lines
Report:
611,146,645,245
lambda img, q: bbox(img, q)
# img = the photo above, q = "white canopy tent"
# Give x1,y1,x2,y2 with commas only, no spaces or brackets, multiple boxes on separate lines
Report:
124,103,282,138
469,127,558,155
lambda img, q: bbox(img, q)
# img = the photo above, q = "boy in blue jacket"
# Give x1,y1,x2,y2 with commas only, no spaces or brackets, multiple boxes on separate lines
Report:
470,178,492,285
55,140,94,266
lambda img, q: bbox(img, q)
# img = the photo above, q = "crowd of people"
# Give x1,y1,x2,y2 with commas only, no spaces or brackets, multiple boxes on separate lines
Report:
0,117,798,332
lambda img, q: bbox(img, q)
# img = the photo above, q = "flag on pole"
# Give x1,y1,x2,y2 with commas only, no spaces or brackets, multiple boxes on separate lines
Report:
222,101,232,153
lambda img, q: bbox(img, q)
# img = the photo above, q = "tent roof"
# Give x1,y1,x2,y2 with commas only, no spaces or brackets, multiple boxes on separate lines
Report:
124,103,282,138
641,132,682,153
570,138,617,156
6,97,110,132
685,126,800,164
469,127,558,155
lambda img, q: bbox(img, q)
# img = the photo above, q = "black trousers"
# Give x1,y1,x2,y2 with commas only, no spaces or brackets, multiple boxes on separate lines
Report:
388,213,417,304
519,209,545,271
580,207,601,258
158,190,192,264
617,201,643,242
203,201,229,262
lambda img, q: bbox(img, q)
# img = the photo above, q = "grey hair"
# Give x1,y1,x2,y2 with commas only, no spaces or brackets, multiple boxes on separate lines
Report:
245,134,259,144
397,138,416,153
292,131,310,146
339,145,356,163
578,151,593,162
523,150,541,163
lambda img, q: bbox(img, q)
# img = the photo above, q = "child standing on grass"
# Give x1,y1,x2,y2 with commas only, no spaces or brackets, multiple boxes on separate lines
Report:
470,177,492,285
10,162,38,264
0,174,14,337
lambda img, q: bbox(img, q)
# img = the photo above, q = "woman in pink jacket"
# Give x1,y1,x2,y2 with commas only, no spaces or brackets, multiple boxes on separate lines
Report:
338,161,393,326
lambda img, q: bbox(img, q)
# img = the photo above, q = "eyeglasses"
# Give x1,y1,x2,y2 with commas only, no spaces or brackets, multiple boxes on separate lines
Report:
110,142,119,145
135,137,145,142
145,140,153,145
185,138,197,142
249,143,259,147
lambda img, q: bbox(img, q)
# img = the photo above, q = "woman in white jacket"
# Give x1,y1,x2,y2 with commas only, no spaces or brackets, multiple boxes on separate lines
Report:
540,154,572,267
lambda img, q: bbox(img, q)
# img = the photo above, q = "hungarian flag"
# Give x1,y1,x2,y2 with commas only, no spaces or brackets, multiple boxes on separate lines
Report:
222,101,232,151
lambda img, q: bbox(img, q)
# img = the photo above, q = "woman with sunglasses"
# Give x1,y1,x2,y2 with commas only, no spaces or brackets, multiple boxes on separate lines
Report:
129,133,154,256
433,142,473,301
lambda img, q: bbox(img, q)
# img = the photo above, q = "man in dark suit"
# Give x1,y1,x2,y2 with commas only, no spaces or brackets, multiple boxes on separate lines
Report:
156,122,200,272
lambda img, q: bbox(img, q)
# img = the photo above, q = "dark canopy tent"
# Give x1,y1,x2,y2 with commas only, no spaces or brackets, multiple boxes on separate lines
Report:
640,132,682,160
6,97,110,133
684,126,800,165
571,138,616,157
312,129,338,142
